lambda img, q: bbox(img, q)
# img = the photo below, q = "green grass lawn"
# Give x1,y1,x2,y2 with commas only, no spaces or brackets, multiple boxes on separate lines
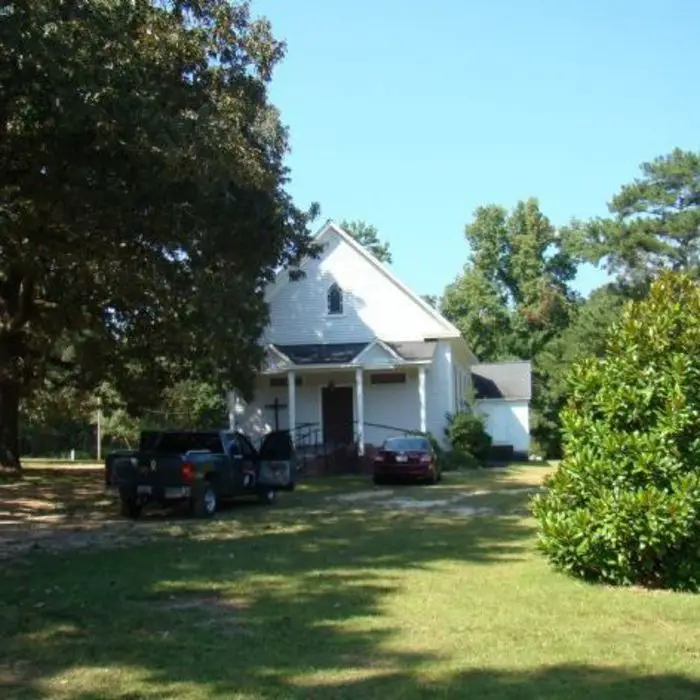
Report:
1,465,699,699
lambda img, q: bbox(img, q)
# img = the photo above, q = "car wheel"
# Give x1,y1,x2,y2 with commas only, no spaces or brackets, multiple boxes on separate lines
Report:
258,488,277,505
192,483,217,518
119,496,142,519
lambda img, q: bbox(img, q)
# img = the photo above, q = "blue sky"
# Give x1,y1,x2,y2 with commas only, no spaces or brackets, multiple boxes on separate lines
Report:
253,0,698,298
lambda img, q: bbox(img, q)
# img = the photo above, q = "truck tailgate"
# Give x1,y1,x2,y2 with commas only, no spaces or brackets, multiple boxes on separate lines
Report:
113,452,186,487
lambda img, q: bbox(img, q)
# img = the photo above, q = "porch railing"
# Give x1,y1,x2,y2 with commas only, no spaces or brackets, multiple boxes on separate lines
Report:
290,420,425,476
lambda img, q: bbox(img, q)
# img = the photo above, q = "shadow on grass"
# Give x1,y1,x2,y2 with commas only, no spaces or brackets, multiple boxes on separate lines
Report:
0,468,109,524
3,475,694,699
0,495,537,699
212,664,700,700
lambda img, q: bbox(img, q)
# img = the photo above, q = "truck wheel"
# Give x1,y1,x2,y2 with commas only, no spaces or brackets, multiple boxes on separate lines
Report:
258,488,277,506
192,483,217,518
119,496,142,519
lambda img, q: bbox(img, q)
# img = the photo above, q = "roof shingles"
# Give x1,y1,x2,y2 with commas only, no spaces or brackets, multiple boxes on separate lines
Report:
274,343,368,365
470,361,532,400
271,340,438,366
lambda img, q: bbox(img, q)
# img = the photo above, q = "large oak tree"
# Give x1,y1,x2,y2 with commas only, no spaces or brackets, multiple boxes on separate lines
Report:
0,0,318,468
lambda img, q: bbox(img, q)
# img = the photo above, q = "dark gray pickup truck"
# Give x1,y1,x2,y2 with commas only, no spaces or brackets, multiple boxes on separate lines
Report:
105,429,296,518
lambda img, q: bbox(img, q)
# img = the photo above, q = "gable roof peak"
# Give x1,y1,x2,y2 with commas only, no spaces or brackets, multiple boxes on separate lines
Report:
320,221,461,338
264,219,462,339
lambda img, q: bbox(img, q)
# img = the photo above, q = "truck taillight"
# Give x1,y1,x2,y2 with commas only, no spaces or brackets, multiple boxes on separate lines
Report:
373,453,384,463
181,462,195,482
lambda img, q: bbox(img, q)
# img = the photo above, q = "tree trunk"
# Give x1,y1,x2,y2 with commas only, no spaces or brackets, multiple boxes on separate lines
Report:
0,268,32,472
0,376,21,471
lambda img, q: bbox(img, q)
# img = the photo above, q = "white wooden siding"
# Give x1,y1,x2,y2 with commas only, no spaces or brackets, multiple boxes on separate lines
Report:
363,372,420,446
424,341,454,448
356,343,398,367
264,233,452,345
475,399,530,453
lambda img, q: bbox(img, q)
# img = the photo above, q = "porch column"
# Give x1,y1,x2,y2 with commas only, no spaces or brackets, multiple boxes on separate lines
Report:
355,367,365,456
418,366,427,433
457,368,463,411
445,344,455,413
287,370,296,444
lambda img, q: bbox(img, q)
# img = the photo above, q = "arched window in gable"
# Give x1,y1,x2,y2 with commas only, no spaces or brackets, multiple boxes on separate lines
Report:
327,283,343,315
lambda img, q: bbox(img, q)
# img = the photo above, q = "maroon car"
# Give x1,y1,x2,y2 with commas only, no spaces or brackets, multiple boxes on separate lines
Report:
372,436,441,485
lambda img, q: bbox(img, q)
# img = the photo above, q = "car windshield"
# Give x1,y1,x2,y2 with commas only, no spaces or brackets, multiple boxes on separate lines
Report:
383,437,429,451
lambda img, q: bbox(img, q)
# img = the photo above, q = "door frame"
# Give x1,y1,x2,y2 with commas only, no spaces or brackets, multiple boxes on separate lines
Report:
317,382,356,444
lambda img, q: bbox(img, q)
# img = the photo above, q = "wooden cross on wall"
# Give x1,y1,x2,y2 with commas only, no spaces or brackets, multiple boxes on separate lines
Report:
264,397,288,431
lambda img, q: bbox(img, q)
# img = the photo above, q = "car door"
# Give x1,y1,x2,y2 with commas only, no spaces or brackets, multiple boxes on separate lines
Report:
258,431,296,490
233,433,258,492
219,433,245,495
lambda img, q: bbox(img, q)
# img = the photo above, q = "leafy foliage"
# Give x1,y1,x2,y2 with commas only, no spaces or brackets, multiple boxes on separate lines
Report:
21,379,229,456
159,380,227,430
443,199,577,360
100,406,142,451
0,1,318,467
531,272,700,591
442,152,700,458
20,384,94,458
445,411,492,462
441,199,579,455
340,220,392,264
565,149,700,284
425,429,479,471
532,284,628,456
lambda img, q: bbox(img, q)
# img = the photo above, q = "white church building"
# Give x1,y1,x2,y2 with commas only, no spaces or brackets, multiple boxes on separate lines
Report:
235,221,531,460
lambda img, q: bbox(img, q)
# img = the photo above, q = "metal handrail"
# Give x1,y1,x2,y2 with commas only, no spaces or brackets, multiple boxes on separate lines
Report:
288,420,425,475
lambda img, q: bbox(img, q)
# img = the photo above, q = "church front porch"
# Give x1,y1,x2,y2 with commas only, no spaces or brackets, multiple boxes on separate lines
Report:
243,364,429,466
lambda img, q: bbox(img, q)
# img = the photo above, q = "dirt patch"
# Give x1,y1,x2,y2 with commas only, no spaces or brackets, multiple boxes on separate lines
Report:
0,468,173,559
382,495,494,517
0,468,112,522
0,520,171,560
326,485,543,517
327,489,493,515
0,469,545,559
333,489,394,503
463,487,542,497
